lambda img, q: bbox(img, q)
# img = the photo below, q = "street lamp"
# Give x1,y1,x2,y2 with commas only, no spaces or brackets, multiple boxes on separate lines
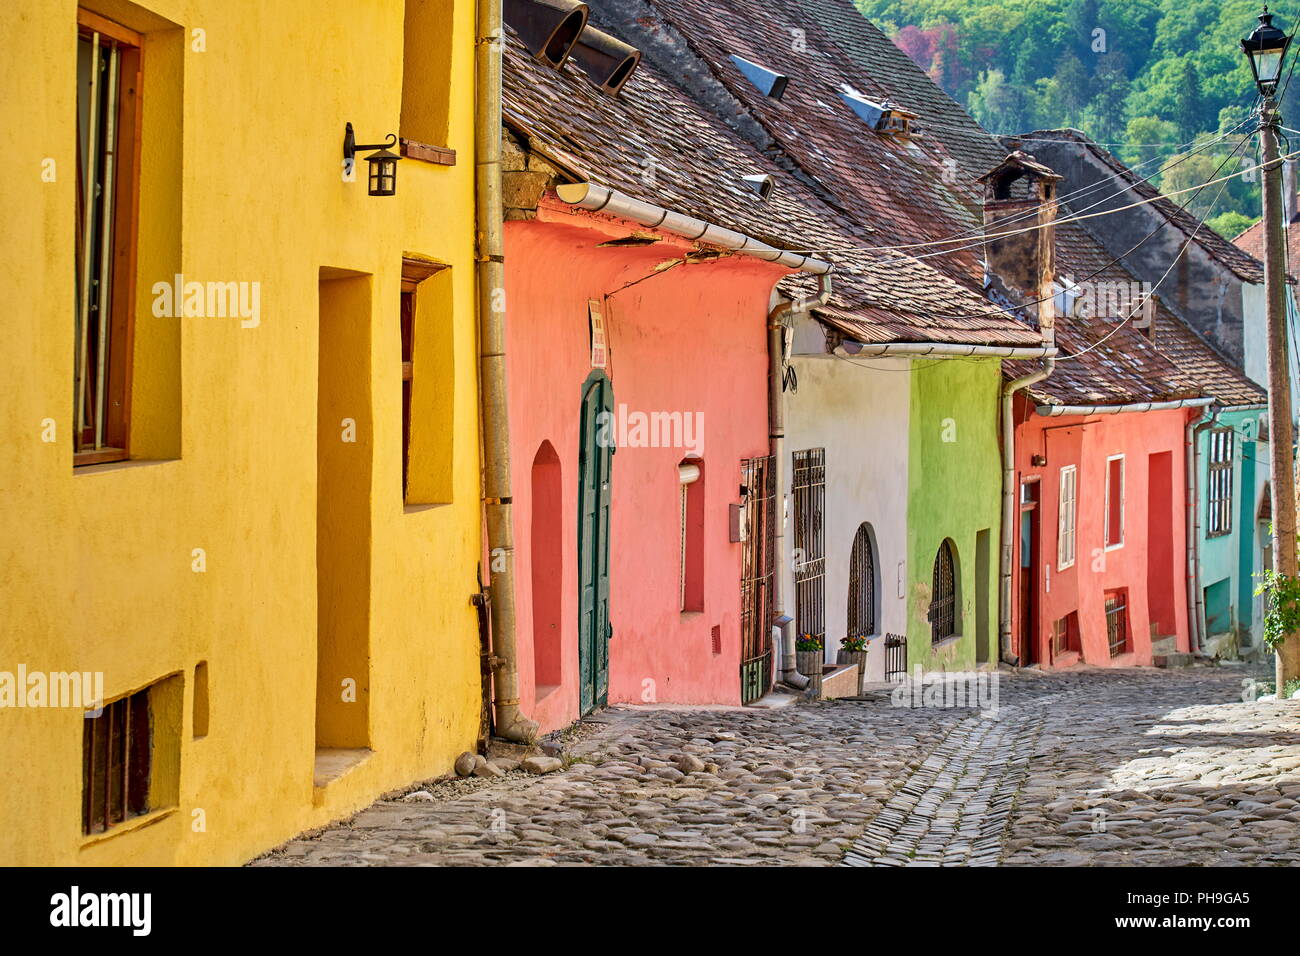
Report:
1242,6,1300,689
1242,7,1292,95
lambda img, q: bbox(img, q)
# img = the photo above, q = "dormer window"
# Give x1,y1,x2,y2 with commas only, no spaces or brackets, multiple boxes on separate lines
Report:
839,88,920,140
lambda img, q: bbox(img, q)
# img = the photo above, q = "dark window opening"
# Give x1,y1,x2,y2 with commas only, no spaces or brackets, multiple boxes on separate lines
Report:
930,539,958,644
82,686,151,835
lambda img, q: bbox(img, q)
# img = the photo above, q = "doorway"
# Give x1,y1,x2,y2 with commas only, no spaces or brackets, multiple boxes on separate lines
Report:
577,372,613,715
1019,480,1040,665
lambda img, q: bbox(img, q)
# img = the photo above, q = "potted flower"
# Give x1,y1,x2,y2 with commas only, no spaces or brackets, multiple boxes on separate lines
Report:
838,635,869,696
795,634,824,697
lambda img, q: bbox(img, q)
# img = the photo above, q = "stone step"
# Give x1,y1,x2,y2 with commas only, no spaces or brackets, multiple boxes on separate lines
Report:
1153,652,1195,668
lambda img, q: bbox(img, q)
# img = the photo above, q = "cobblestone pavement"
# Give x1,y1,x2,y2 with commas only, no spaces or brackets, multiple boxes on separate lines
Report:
251,667,1300,867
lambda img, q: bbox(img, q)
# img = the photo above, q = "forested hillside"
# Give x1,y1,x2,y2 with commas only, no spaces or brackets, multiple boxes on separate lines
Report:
854,0,1297,236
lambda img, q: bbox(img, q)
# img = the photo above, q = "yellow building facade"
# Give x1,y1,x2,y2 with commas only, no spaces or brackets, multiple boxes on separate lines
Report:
0,0,485,865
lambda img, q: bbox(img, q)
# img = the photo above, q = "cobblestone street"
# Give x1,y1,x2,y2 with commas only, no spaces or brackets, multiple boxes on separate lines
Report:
253,668,1300,867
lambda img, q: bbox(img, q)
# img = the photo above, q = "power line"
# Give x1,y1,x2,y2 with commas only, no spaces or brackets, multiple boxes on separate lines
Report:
1056,136,1250,364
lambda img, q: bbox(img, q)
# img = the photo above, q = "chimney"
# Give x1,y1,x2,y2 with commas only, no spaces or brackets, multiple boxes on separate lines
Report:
976,151,1064,342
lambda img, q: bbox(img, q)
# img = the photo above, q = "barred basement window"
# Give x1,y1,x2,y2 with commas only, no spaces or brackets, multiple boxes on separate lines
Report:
1208,427,1234,538
1105,590,1129,658
75,11,144,465
82,686,152,835
930,539,958,644
1052,611,1079,657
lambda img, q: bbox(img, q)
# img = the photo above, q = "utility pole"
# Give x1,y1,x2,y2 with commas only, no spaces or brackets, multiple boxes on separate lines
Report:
1261,98,1300,687
1243,8,1300,688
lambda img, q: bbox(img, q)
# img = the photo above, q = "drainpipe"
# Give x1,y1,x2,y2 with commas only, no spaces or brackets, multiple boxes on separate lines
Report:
770,275,833,690
477,0,538,743
998,341,1056,667
1186,406,1217,654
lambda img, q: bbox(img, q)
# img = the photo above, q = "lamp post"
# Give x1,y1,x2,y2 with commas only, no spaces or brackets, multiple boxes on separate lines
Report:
1243,7,1300,687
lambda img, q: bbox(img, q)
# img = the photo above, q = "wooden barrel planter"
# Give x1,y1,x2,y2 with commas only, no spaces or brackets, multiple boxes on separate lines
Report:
837,649,869,695
796,650,824,697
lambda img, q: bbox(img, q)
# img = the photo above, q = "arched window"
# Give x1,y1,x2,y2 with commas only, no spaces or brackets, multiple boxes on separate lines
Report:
679,458,704,612
531,441,562,691
930,539,959,644
847,523,878,638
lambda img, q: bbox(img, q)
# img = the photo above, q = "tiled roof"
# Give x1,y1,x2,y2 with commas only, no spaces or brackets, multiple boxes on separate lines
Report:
1004,217,1265,408
610,0,997,290
1233,218,1300,281
792,0,1008,179
1009,129,1266,284
502,25,1040,346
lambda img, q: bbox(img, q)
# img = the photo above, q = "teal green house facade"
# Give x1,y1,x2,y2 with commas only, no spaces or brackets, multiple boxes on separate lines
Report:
1194,406,1269,650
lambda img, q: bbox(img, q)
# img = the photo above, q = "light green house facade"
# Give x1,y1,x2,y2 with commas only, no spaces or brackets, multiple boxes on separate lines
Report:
905,359,1003,672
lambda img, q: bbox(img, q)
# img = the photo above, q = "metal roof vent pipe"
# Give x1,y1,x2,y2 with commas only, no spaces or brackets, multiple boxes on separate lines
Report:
743,174,775,200
569,27,642,96
504,0,589,69
729,54,789,99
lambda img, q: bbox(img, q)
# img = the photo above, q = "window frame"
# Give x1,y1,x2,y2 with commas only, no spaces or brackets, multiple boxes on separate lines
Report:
1207,426,1234,538
1104,454,1126,551
1057,465,1077,571
74,9,144,467
82,684,152,836
929,539,959,644
399,257,443,502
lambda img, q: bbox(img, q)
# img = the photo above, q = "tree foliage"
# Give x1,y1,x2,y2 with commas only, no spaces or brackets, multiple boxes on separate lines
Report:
858,0,1284,234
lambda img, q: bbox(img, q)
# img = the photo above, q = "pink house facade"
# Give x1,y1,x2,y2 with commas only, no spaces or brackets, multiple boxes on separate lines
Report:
1010,400,1195,667
505,202,784,730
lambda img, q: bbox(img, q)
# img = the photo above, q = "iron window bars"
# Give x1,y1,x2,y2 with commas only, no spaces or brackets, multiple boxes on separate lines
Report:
82,687,151,835
1208,427,1234,537
791,449,826,648
847,523,877,638
1105,591,1129,657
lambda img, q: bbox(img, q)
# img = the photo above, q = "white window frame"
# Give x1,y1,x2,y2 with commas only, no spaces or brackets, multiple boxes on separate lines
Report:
1104,454,1126,552
1207,427,1234,538
1058,465,1077,571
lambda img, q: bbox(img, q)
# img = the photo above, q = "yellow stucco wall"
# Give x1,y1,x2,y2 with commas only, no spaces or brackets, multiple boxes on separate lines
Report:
0,0,483,865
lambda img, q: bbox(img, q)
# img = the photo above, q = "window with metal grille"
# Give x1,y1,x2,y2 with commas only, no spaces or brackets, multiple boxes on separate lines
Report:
929,539,958,643
792,449,826,647
74,11,144,465
1058,465,1077,570
1105,590,1129,657
1104,455,1125,549
1207,427,1234,538
82,686,152,835
739,455,776,704
847,523,878,638
1052,611,1080,657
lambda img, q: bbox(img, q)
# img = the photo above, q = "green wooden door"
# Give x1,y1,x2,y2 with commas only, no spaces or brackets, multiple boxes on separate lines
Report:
578,372,613,715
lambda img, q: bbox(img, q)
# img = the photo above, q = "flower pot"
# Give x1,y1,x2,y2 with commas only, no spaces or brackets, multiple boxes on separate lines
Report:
837,648,869,695
796,650,824,697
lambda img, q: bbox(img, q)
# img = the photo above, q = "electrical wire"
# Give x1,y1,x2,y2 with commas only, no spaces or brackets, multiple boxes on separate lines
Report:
1055,136,1253,363
781,119,1256,259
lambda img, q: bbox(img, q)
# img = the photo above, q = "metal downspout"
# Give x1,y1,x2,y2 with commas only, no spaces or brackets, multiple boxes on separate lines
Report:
770,275,833,690
998,344,1056,666
477,0,538,743
1186,407,1217,654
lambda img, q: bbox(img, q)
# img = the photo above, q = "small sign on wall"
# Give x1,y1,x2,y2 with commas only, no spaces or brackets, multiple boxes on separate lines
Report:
589,298,608,369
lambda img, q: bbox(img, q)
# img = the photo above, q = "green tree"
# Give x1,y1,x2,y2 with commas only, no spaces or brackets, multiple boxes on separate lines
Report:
1172,58,1204,143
